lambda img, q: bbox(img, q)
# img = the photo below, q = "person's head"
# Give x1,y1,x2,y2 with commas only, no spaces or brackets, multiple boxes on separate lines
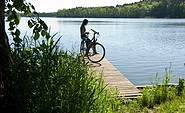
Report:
82,19,88,25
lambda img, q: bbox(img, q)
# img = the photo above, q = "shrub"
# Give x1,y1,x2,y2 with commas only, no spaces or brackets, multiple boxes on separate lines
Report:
177,77,185,96
7,34,123,113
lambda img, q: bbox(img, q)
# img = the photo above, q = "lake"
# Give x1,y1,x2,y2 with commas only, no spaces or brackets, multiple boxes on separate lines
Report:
6,17,185,86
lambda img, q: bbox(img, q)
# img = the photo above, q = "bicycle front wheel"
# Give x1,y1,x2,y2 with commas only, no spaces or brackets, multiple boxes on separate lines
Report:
87,42,105,63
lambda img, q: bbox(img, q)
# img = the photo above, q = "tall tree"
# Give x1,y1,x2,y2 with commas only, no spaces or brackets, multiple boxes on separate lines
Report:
0,0,12,102
0,0,49,112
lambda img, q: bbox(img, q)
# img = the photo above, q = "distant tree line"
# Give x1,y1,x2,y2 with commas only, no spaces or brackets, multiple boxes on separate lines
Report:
17,12,57,17
54,0,185,18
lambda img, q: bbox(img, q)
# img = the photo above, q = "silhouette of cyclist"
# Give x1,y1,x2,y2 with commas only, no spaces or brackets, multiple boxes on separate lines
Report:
80,19,90,48
80,19,97,55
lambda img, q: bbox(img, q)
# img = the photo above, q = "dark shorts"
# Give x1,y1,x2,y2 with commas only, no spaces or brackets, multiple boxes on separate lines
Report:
81,37,91,44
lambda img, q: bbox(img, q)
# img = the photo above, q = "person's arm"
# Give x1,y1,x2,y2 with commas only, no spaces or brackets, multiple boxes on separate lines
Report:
81,25,89,36
84,31,89,35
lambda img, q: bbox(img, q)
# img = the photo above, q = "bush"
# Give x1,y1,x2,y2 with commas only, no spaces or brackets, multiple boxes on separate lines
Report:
6,34,123,113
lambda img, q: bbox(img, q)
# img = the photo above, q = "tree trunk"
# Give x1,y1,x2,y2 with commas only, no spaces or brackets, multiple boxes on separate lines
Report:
0,0,13,112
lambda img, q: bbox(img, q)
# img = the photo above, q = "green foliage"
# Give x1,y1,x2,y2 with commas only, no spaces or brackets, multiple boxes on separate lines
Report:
56,0,185,18
5,0,49,47
127,81,185,113
4,1,125,112
138,68,183,108
177,77,185,96
7,32,125,112
154,94,185,113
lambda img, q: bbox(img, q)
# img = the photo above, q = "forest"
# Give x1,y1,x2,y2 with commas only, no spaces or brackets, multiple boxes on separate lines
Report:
51,0,185,18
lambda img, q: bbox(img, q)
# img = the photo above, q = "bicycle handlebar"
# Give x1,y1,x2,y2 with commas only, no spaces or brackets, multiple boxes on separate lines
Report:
91,29,99,35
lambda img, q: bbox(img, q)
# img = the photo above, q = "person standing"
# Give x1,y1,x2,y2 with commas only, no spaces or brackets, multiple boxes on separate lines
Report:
80,19,97,55
80,19,90,46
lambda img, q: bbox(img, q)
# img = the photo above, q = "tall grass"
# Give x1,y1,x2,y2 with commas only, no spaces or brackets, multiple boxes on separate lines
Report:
6,32,185,113
7,34,124,113
138,68,184,108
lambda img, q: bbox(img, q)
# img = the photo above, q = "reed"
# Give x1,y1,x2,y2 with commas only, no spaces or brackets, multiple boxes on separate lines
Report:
7,34,124,113
138,68,182,108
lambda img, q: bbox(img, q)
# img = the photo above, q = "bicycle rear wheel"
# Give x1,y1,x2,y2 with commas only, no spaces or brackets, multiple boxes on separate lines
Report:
87,42,105,63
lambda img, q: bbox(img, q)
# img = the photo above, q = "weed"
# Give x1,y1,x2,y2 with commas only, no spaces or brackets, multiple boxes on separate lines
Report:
177,77,185,96
139,68,175,108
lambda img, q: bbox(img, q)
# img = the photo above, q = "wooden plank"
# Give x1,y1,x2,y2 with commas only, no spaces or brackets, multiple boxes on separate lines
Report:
88,54,141,98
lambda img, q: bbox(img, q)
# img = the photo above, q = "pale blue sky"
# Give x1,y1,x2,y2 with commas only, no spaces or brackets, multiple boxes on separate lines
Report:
27,0,141,12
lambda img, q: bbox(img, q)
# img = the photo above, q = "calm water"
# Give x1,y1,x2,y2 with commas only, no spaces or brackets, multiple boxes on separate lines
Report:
6,17,185,85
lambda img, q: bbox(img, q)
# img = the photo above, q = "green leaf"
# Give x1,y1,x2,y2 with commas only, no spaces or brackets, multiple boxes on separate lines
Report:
46,33,50,40
37,26,42,32
8,14,15,21
33,11,38,15
41,30,47,37
24,6,31,16
6,10,12,15
40,19,48,30
14,13,20,25
31,5,35,10
13,36,22,44
47,40,51,45
33,24,39,33
13,0,22,11
7,3,12,9
15,29,20,36
28,20,33,28
9,22,15,30
34,32,40,40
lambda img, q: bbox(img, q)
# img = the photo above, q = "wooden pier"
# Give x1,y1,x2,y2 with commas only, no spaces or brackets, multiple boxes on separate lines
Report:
88,55,141,98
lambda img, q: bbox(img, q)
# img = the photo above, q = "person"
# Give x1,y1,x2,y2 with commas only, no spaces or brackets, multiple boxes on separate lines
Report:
80,19,97,55
80,19,90,47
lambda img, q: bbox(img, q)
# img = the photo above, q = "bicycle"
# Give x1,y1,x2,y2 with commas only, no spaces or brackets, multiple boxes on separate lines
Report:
80,29,105,63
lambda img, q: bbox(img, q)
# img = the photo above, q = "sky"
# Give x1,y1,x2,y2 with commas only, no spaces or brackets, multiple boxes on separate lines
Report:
26,0,141,12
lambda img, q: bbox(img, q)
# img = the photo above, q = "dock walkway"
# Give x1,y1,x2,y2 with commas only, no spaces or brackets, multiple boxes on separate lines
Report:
88,55,141,98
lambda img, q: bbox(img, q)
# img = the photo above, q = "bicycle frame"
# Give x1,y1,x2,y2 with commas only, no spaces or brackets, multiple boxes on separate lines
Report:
89,29,99,44
80,29,105,63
